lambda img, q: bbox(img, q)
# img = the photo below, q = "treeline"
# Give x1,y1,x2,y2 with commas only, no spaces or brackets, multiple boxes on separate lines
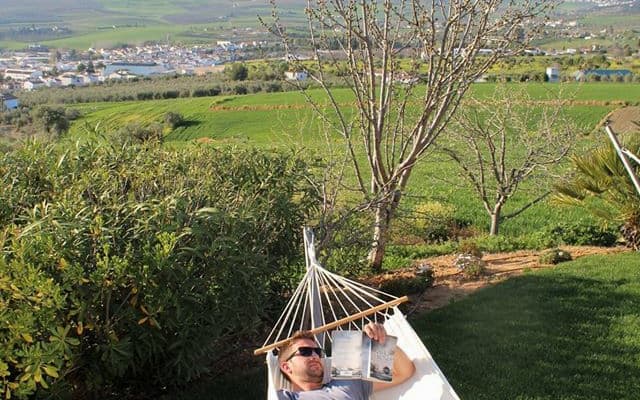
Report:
16,62,307,107
0,138,319,399
18,74,294,106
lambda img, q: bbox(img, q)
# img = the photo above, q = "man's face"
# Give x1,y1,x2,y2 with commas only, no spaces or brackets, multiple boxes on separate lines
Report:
281,338,324,384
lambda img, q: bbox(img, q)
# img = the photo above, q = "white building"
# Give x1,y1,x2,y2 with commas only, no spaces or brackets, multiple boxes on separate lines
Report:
59,73,85,86
23,79,45,91
546,66,560,82
284,70,308,81
3,68,43,81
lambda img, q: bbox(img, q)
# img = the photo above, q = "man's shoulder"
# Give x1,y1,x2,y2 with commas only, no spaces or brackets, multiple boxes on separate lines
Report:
277,388,297,400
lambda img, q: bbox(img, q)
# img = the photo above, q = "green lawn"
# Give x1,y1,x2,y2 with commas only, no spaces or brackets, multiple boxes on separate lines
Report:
184,251,640,399
417,252,640,399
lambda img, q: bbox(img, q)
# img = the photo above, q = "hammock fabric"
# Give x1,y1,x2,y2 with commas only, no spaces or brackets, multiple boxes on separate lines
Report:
256,229,460,400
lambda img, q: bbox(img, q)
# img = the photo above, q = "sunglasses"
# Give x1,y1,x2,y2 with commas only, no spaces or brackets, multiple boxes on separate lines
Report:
286,346,324,361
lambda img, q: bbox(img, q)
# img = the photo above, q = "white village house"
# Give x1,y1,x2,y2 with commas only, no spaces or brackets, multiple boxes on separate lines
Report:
3,68,43,81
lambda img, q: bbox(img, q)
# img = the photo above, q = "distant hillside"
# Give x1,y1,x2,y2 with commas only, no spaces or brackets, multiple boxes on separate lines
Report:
0,0,303,26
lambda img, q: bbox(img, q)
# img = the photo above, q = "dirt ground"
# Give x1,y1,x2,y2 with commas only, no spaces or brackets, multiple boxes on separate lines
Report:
601,106,640,134
402,246,631,314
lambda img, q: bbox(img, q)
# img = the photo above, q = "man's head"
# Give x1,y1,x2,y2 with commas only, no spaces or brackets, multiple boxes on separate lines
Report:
278,331,325,390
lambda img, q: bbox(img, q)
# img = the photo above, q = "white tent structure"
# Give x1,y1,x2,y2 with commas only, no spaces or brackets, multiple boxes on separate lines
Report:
255,228,460,400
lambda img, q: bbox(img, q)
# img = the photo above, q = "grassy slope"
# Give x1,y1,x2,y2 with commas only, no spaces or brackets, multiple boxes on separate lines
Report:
182,252,640,399
415,252,640,399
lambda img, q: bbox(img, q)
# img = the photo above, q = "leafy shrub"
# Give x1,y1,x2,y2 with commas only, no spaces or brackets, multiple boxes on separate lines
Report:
0,140,317,398
386,242,457,260
547,223,619,247
376,267,435,296
164,111,185,129
471,232,557,253
454,254,487,278
539,248,573,265
457,239,483,258
414,201,459,243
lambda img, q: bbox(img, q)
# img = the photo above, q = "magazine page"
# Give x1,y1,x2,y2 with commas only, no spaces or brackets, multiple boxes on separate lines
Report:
363,335,397,382
330,330,363,379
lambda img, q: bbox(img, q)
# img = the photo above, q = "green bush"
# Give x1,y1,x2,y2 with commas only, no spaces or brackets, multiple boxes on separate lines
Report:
414,201,463,243
0,140,317,398
376,267,435,296
454,254,487,278
539,248,573,265
547,223,619,246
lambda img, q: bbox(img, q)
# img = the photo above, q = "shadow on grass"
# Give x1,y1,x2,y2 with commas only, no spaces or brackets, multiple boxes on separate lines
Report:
173,253,639,400
412,253,640,400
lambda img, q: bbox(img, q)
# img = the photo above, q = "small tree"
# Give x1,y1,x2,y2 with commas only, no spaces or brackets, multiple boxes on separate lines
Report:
266,0,556,270
224,63,248,81
33,106,70,137
439,84,576,235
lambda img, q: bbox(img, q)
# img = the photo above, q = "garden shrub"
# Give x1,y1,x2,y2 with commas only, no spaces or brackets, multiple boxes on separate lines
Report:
414,201,463,243
376,267,435,296
0,140,317,398
539,248,573,265
547,222,619,246
454,253,487,278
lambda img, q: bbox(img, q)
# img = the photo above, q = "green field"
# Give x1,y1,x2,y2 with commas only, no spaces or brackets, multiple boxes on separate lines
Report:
66,82,640,237
0,0,306,49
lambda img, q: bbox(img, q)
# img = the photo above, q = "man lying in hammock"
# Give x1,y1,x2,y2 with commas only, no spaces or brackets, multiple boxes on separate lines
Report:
277,322,416,399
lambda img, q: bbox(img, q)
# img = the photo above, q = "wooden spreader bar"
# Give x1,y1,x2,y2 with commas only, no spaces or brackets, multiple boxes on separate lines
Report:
253,296,408,356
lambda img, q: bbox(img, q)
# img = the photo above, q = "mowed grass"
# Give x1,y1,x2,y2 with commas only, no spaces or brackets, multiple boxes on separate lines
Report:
415,252,640,400
180,252,640,400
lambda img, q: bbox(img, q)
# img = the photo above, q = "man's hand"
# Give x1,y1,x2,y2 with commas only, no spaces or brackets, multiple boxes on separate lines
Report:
363,322,387,343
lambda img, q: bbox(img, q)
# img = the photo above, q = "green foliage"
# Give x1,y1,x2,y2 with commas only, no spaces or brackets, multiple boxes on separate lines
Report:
469,232,557,252
414,201,465,243
0,139,317,398
225,63,249,81
554,132,640,249
454,254,487,278
457,240,483,258
32,106,70,137
376,269,435,296
163,111,185,129
546,222,619,246
538,248,573,265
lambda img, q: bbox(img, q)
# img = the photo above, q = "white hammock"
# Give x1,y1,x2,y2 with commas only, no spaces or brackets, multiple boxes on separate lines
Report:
255,228,460,400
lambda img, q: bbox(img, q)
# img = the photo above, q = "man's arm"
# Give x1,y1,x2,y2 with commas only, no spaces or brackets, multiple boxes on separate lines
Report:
372,345,415,391
362,323,416,392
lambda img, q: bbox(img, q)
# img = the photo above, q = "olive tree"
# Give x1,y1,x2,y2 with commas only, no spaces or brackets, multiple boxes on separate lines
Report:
266,0,556,270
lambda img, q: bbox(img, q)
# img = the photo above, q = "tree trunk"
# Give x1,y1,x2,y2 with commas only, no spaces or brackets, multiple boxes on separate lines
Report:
489,204,502,236
368,204,390,272
368,190,403,272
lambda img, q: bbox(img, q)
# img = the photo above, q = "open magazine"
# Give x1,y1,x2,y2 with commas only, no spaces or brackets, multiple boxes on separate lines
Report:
330,330,397,382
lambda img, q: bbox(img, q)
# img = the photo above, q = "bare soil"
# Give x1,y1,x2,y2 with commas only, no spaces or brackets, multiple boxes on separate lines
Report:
601,106,640,134
398,246,631,314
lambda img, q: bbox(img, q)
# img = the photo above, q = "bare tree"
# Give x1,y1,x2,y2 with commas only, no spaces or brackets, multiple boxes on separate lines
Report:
266,0,555,271
439,84,575,235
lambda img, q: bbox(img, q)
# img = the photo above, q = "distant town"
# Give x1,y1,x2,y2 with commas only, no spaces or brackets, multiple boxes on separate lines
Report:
1,6,638,109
